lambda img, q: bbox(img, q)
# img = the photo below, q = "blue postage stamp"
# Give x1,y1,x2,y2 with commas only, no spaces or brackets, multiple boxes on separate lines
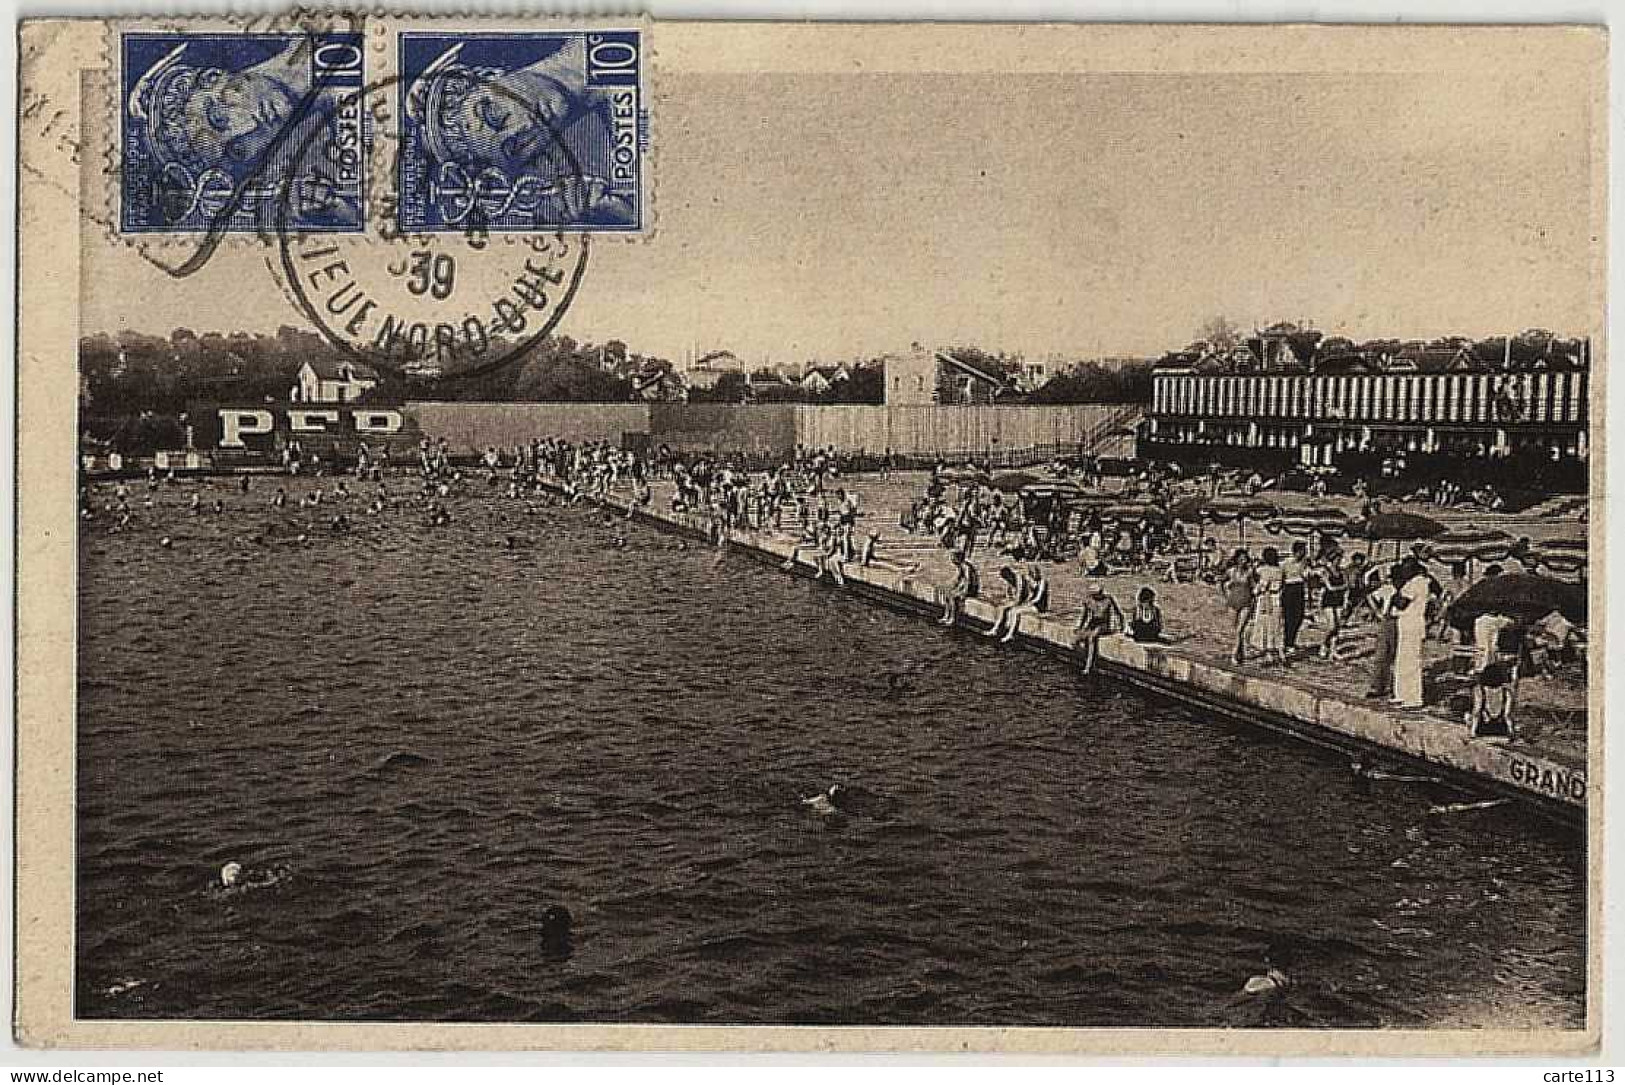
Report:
120,32,367,233
398,31,646,232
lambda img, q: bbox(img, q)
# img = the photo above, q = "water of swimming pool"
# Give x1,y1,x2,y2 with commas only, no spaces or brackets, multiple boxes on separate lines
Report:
75,479,1585,1026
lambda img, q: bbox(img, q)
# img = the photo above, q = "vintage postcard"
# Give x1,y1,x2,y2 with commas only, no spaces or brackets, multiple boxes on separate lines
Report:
14,15,1605,1054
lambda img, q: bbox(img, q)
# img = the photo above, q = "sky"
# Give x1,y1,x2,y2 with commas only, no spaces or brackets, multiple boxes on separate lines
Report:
84,65,1598,368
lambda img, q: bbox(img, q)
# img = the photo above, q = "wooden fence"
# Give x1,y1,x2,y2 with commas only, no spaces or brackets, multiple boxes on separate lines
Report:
793,404,1139,458
403,402,1141,460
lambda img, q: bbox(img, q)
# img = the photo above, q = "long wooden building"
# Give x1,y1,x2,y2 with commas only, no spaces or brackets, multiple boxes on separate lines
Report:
1145,361,1590,467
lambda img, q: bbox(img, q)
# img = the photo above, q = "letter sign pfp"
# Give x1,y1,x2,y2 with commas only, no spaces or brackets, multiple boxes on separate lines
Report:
288,409,342,433
219,409,274,449
353,410,404,436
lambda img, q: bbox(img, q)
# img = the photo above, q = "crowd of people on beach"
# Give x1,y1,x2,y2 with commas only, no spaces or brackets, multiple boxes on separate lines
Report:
83,435,1584,743
896,459,1584,738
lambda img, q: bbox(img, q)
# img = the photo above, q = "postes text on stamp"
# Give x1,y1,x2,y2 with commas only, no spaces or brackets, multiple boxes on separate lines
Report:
398,30,645,233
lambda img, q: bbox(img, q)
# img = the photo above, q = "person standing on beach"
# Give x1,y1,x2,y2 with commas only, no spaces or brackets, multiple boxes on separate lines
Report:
1251,547,1287,667
940,550,980,626
1281,540,1308,653
1363,567,1402,700
1314,549,1348,661
1392,558,1431,709
837,488,860,560
1340,551,1372,625
1221,550,1255,665
955,487,982,559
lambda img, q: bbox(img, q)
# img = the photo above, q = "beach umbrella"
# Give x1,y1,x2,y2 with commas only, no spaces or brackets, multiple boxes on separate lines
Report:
1290,505,1351,524
1445,574,1586,633
1170,495,1271,542
1540,535,1588,551
1533,536,1588,575
1171,496,1214,523
991,471,1042,493
1062,492,1117,510
1170,496,1215,545
1426,529,1515,565
1266,507,1350,538
1207,497,1279,521
1361,511,1448,541
1206,497,1279,544
1359,510,1447,560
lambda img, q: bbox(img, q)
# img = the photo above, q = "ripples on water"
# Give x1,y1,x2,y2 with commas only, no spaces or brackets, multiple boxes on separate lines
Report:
75,481,1586,1027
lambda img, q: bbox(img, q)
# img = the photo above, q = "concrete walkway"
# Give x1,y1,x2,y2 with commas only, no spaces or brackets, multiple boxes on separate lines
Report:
574,471,1587,819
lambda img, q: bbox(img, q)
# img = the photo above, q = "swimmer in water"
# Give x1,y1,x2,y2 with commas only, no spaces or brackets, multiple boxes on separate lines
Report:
1242,967,1291,996
540,904,574,957
802,784,845,816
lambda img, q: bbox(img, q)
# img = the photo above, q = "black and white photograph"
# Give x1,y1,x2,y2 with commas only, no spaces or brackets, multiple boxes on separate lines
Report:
12,15,1606,1056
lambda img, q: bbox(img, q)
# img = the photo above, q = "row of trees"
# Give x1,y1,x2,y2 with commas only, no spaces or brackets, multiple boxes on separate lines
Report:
688,366,889,405
693,349,1154,406
78,327,682,414
1180,318,1589,371
79,327,1163,449
941,346,1153,405
1026,361,1153,404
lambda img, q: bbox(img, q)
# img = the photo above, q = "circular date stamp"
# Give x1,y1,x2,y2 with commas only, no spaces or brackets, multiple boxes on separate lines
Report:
273,67,592,382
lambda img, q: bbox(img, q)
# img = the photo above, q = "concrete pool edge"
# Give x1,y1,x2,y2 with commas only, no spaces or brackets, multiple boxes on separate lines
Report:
555,481,1586,826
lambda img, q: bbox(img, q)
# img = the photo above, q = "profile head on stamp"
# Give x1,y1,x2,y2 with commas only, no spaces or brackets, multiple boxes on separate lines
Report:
398,31,644,231
121,31,366,234
405,39,583,175
128,39,304,174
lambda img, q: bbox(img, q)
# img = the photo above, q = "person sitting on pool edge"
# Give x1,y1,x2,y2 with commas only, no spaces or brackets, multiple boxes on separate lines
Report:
1128,586,1165,643
984,563,1031,639
986,560,1049,644
812,523,846,586
1074,581,1125,674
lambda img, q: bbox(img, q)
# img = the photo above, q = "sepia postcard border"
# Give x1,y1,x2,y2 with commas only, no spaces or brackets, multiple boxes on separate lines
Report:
13,18,1608,1055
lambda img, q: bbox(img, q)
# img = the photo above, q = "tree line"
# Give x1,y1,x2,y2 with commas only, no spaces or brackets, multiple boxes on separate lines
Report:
1176,318,1589,371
